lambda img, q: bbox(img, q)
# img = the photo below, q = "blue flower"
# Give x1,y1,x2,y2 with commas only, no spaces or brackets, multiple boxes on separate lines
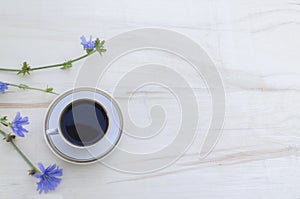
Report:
0,81,8,93
11,112,29,137
34,163,63,194
80,35,95,50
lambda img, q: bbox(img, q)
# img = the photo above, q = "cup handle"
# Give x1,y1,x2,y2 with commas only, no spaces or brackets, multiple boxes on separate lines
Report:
46,128,59,135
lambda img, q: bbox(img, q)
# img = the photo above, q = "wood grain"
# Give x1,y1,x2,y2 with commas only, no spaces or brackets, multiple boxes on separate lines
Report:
0,0,300,198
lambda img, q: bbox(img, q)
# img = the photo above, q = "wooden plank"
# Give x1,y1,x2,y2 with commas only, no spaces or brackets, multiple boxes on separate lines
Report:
0,0,299,198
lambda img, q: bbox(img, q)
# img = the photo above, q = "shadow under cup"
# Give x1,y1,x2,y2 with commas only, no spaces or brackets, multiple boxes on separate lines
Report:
59,99,109,147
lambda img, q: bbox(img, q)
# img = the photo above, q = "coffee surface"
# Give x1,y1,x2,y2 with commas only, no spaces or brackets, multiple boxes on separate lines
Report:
60,99,109,146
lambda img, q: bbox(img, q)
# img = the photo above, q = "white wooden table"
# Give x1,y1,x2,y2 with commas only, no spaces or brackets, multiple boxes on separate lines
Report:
0,0,300,198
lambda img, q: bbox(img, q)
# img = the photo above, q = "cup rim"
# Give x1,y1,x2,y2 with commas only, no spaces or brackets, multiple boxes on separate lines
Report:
44,87,123,164
58,98,111,149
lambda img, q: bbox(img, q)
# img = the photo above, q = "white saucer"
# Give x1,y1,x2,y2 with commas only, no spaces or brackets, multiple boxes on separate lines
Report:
44,88,123,164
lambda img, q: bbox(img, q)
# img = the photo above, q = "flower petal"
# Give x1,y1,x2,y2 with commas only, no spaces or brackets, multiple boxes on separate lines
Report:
34,163,63,194
37,163,45,172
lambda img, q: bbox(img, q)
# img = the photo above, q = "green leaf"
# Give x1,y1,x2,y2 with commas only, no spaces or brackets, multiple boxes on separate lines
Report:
18,62,31,75
86,49,93,54
0,116,7,121
61,61,72,69
0,116,9,127
95,38,106,55
18,84,29,89
4,133,15,142
45,86,54,93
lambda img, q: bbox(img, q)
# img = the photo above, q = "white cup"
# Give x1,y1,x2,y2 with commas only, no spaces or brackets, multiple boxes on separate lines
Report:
44,88,123,164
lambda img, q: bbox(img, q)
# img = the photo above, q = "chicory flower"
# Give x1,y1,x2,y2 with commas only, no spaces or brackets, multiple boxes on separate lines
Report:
34,163,63,194
11,112,29,137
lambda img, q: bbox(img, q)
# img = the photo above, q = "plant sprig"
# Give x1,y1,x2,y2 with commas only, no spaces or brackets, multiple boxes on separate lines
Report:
0,114,40,174
0,81,58,95
0,129,40,174
6,82,58,95
0,38,106,75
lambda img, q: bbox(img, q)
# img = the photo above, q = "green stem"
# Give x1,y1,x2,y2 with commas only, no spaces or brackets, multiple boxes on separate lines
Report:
7,83,59,95
0,128,7,137
0,119,10,127
31,50,96,71
69,51,95,63
0,129,41,174
0,68,19,72
0,50,96,73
